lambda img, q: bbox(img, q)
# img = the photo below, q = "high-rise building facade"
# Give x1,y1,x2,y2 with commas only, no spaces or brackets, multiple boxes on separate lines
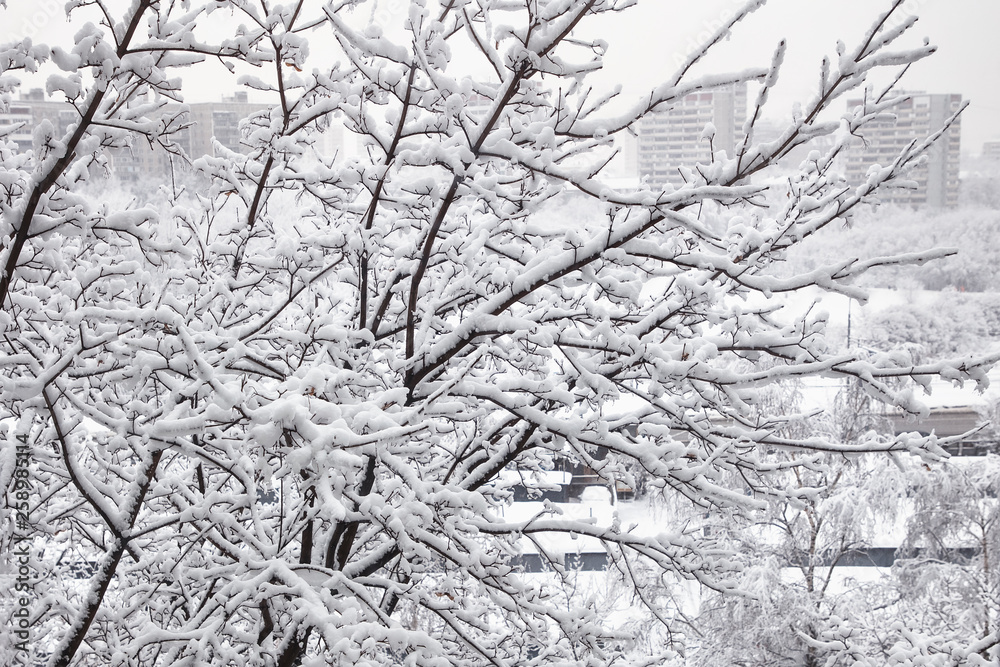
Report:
637,83,747,188
0,100,35,152
0,90,269,181
1,89,78,153
108,92,269,181
844,92,962,208
982,141,1000,162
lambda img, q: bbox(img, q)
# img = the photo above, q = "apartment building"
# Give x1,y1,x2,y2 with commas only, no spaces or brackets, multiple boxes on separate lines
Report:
1,90,270,181
983,140,1000,162
110,92,270,181
637,83,747,188
844,92,962,208
1,88,77,153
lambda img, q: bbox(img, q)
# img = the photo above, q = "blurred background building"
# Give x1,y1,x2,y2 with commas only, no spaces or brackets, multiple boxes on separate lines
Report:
1,86,966,209
637,83,747,189
982,140,1000,162
844,92,963,208
0,89,269,182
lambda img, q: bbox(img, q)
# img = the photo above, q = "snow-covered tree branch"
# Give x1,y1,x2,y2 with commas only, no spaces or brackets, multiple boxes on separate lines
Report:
0,0,995,665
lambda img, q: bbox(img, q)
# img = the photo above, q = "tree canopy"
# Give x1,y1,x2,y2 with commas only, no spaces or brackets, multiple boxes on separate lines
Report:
0,1,995,666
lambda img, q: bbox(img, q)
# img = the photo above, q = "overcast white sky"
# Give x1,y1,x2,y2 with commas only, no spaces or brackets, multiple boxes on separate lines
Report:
593,0,1000,155
2,0,998,155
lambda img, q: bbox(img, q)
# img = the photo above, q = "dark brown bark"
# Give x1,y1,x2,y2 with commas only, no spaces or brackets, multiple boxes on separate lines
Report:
0,0,152,310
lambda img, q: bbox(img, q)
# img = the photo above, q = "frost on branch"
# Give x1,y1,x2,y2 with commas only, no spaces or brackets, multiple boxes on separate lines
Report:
0,1,995,666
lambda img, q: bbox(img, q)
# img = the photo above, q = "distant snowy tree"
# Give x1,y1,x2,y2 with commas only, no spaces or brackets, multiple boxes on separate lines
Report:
0,1,996,666
788,207,1000,292
685,378,907,667
892,457,1000,665
961,158,1000,210
866,292,1000,362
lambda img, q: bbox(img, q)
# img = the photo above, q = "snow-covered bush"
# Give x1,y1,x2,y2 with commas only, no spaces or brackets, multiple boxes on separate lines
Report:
891,457,1000,666
865,292,1000,362
787,207,1000,292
